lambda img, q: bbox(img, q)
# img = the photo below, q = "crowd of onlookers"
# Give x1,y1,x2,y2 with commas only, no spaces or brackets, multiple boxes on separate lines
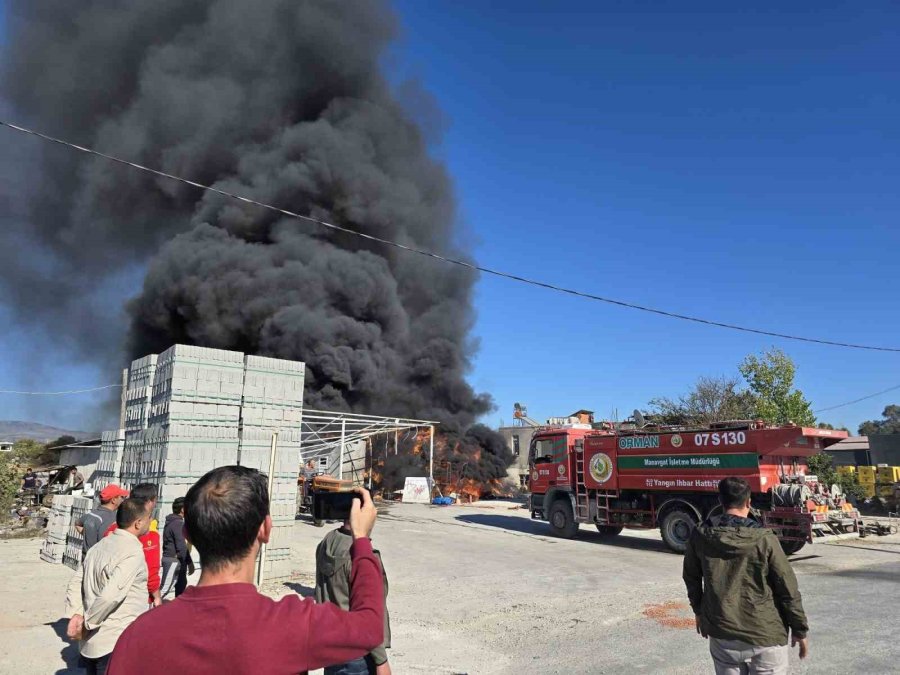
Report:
62,468,391,675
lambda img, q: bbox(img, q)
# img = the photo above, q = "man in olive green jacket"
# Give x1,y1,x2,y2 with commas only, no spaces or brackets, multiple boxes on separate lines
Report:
316,521,391,675
683,477,809,675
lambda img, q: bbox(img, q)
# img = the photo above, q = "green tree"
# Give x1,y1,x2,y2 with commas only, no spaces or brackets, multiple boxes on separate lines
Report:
807,452,866,501
0,453,22,520
817,422,850,432
858,405,900,436
10,439,43,465
739,348,816,426
648,375,757,426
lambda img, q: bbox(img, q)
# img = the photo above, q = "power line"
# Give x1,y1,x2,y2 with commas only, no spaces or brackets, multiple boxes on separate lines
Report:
3,119,899,353
814,383,900,414
0,384,122,396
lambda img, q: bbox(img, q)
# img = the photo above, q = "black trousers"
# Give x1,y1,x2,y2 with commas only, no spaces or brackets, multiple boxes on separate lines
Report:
81,652,111,675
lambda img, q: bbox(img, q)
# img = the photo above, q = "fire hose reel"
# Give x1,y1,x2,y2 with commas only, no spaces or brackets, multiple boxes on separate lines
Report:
772,483,812,507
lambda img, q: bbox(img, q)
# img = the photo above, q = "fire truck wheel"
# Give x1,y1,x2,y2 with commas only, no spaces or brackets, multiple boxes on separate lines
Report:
779,539,805,555
595,524,624,537
660,508,698,553
548,499,579,539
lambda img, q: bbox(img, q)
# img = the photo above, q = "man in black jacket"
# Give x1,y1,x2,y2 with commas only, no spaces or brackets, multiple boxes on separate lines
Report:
160,498,194,598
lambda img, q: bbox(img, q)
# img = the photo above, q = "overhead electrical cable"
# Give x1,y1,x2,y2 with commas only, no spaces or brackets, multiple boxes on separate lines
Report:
813,383,900,413
3,119,899,353
0,384,122,395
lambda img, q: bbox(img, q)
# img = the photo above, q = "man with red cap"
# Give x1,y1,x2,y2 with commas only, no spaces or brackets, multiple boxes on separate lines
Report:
76,485,128,552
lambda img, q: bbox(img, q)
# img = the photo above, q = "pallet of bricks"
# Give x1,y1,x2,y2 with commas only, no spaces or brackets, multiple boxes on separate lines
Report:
239,355,305,581
94,429,126,497
123,345,244,519
40,494,73,564
63,496,93,570
110,345,304,581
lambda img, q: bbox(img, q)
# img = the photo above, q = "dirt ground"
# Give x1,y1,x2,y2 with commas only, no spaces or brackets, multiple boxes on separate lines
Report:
1,503,898,674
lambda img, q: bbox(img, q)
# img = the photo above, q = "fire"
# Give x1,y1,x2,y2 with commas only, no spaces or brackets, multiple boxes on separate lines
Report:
364,426,513,503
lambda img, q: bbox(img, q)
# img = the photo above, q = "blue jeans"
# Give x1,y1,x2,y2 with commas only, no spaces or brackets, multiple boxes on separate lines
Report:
324,656,371,675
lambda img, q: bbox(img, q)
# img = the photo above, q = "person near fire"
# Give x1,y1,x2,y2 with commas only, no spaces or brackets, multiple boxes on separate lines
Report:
316,517,392,675
683,476,809,675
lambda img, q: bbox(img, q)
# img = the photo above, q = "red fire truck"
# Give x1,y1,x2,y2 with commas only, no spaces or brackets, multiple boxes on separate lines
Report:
528,419,860,554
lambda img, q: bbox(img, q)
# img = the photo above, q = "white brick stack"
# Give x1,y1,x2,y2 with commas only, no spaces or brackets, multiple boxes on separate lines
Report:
40,494,74,564
124,354,158,437
94,429,126,496
101,345,304,581
239,355,305,580
63,496,93,570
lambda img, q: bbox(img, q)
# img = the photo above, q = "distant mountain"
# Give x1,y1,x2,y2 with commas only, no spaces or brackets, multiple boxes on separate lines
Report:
0,420,94,443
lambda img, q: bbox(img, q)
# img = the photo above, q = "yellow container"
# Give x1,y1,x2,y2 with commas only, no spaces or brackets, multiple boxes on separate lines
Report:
877,485,895,498
860,484,876,498
876,466,900,482
858,475,876,485
858,466,877,481
837,466,856,476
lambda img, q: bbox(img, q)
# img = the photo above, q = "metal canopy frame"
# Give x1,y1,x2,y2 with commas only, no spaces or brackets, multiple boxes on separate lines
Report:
299,408,438,481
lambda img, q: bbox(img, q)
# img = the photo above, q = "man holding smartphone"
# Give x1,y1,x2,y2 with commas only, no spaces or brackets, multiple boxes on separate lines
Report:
108,466,384,674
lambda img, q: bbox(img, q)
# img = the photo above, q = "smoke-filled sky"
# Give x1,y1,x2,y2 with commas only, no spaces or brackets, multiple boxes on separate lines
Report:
1,0,493,433
2,1,899,434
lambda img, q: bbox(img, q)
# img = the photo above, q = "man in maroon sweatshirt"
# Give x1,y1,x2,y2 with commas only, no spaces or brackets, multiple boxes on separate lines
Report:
108,466,384,674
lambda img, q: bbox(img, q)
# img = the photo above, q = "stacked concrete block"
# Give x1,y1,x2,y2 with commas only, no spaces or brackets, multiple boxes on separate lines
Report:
119,429,146,489
152,345,245,409
41,494,74,564
94,429,126,497
104,345,306,580
63,496,92,570
241,354,305,408
239,355,304,579
124,354,158,436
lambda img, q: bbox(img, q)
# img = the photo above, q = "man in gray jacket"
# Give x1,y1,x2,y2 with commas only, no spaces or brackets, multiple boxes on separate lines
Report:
316,519,391,675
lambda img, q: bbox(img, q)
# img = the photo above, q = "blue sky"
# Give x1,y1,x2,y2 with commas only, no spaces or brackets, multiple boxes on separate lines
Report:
2,1,899,433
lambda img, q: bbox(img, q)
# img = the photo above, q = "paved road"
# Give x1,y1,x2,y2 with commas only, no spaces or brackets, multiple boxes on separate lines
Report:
1,504,897,674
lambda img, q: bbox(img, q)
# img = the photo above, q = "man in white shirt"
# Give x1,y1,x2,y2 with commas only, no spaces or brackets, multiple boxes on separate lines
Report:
65,498,150,675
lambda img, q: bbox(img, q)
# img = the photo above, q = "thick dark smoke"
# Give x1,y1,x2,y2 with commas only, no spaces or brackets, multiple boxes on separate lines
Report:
1,1,512,477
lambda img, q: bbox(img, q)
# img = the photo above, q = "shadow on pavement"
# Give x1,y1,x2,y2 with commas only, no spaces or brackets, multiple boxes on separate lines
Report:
454,514,672,553
45,618,80,674
283,581,315,598
827,543,900,555
826,562,900,583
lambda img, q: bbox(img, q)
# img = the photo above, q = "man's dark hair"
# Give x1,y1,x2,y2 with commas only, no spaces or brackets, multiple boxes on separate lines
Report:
172,497,185,515
719,476,752,509
131,483,159,502
116,498,147,529
184,466,269,572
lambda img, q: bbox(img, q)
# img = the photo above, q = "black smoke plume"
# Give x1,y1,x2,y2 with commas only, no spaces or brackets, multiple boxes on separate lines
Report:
1,0,512,478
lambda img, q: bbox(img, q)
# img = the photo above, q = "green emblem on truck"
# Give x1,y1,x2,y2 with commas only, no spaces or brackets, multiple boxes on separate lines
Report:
589,453,614,484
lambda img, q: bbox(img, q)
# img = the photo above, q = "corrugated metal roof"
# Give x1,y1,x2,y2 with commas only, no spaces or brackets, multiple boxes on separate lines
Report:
827,436,869,452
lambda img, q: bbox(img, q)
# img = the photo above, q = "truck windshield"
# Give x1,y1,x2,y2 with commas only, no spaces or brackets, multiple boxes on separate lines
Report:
532,438,557,464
